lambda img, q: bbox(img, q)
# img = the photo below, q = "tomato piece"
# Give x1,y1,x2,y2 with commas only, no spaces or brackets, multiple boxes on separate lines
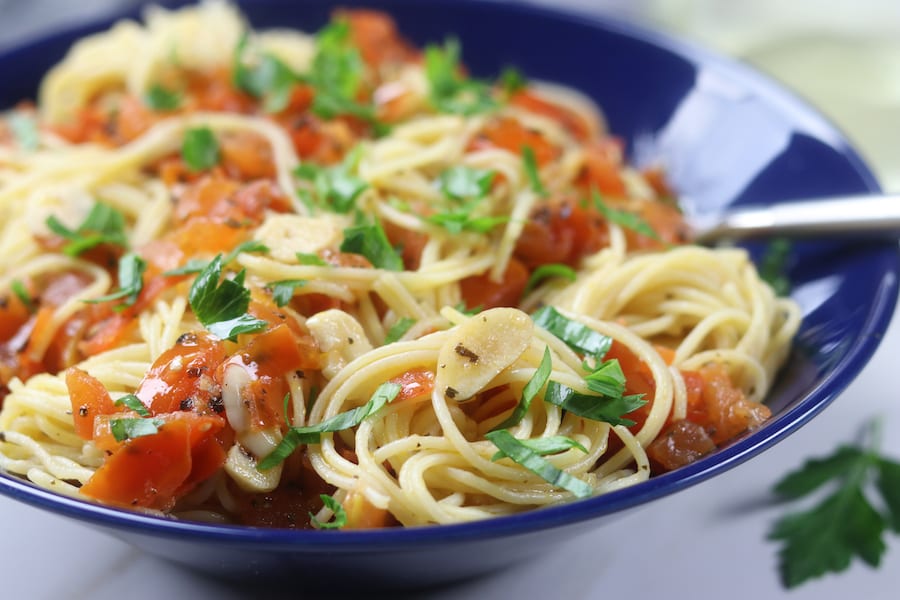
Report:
135,333,227,416
576,139,627,197
220,131,276,180
0,288,31,341
470,117,559,166
383,219,427,271
341,9,418,68
389,368,435,404
696,363,770,445
342,487,390,529
647,419,716,472
510,90,592,141
459,258,528,310
66,367,117,439
242,324,319,377
114,95,155,142
514,199,608,269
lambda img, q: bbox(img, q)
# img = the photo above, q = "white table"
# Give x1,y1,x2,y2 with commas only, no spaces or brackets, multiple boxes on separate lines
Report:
2,2,899,598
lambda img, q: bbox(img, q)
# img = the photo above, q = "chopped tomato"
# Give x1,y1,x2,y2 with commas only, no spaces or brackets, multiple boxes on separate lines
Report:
576,139,627,198
695,363,770,445
220,131,276,180
647,419,716,471
459,258,528,309
341,9,419,68
510,90,592,141
514,199,608,269
0,290,31,341
81,412,226,510
469,116,559,165
66,367,117,439
114,95,156,142
383,219,427,271
342,487,390,529
389,368,435,404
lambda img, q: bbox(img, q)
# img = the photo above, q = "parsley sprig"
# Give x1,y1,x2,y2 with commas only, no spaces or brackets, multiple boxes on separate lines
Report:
187,254,268,341
769,420,900,588
45,202,128,256
425,37,497,116
84,252,146,310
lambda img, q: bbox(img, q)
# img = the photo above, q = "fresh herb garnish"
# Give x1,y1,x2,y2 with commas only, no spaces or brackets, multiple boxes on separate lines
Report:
544,380,645,427
164,241,269,276
269,279,307,307
522,146,548,197
10,280,34,312
85,252,146,309
258,382,402,470
490,434,587,461
340,222,403,271
499,66,527,96
7,112,39,151
532,306,612,359
492,346,552,430
524,264,577,293
438,165,495,201
384,317,416,344
187,255,268,341
310,493,348,530
296,252,329,266
110,417,164,442
181,126,220,172
485,429,592,498
592,190,659,240
425,37,497,115
114,394,150,417
759,237,792,296
454,301,482,316
232,34,297,113
768,420,900,588
294,150,369,213
425,211,508,235
143,84,182,111
46,202,129,257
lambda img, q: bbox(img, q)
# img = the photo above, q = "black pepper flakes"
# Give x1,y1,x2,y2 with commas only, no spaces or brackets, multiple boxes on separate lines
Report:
176,332,198,346
454,343,479,363
179,397,195,411
78,405,89,417
445,386,458,399
209,395,224,413
186,366,203,378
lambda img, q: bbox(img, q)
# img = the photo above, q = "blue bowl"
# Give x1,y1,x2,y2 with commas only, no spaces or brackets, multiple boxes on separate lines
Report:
1,0,897,589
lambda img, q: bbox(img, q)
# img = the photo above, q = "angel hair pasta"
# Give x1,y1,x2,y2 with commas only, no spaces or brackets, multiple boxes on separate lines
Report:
0,2,800,528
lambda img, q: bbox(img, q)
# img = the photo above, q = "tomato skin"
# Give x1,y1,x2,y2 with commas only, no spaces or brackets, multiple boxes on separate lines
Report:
66,367,117,439
470,117,559,166
459,258,529,310
510,90,592,141
389,368,435,404
514,199,609,269
647,419,716,471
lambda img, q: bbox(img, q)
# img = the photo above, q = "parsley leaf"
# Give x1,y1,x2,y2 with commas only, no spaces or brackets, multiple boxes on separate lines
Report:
310,493,348,530
269,279,307,307
10,280,34,313
294,152,369,214
181,126,220,172
113,394,150,417
592,190,659,240
522,146,548,197
340,222,403,271
438,166,495,200
384,316,416,344
490,434,587,461
84,252,146,309
425,211,508,235
164,241,269,276
188,255,267,341
143,84,182,111
544,380,646,427
7,112,39,151
769,421,900,588
485,429,592,498
525,263,577,293
258,382,401,470
492,346,552,431
296,252,329,266
532,306,612,359
425,37,497,115
110,417,164,442
45,202,128,256
499,66,527,96
759,237,792,296
232,34,298,113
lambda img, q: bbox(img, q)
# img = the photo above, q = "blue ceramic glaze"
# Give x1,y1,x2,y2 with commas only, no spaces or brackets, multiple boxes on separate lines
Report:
0,0,897,589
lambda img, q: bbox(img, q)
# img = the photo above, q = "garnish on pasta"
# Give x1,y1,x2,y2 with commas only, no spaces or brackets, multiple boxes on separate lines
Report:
0,3,800,529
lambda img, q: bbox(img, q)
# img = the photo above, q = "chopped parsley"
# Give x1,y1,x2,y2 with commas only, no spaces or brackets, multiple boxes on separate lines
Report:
592,190,659,240
10,280,34,313
45,202,128,256
384,316,416,344
232,33,297,113
181,126,220,172
769,419,900,588
759,237,792,296
340,221,403,271
522,146,548,197
438,165,495,201
143,84,182,111
492,346,552,431
490,434,587,461
425,37,497,116
269,279,307,307
498,66,527,96
294,150,369,214
187,254,268,341
296,252,329,266
84,252,146,310
164,241,269,276
524,263,577,293
113,394,150,417
258,382,402,470
110,417,164,442
532,306,612,359
310,493,348,529
485,429,592,498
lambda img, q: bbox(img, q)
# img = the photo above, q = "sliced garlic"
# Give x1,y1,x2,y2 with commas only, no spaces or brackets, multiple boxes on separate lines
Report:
435,307,532,401
306,309,374,379
253,214,344,262
224,444,282,493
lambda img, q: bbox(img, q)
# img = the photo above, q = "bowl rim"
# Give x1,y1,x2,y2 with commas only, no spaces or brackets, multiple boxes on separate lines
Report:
0,0,896,549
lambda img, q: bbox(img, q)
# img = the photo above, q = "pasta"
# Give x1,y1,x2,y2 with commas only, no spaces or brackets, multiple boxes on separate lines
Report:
0,2,800,528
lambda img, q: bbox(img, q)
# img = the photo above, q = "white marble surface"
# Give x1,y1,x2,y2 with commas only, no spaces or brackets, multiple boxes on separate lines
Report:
2,2,900,599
